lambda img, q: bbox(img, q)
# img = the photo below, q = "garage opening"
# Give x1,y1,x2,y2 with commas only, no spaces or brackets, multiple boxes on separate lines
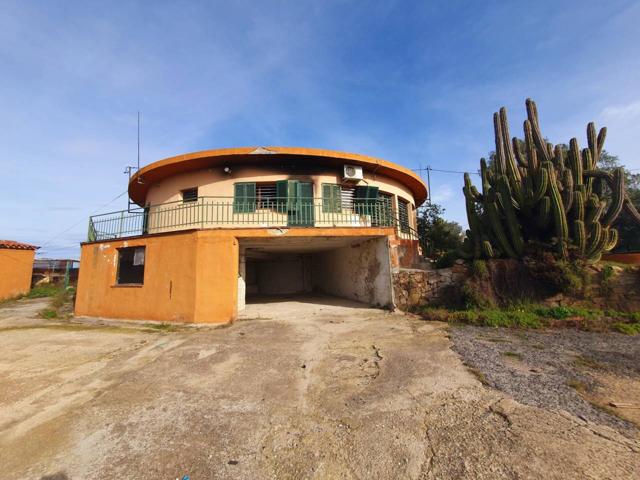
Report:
238,236,392,314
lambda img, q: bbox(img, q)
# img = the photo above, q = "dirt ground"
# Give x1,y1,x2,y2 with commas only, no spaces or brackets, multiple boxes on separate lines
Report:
1,296,639,479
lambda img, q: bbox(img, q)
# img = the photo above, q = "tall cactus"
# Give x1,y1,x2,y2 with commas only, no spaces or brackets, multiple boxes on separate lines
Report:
463,98,640,262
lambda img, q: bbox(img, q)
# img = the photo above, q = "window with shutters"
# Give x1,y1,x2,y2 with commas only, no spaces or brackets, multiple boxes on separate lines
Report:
181,187,198,203
233,183,256,213
256,183,277,209
116,246,145,285
398,198,410,233
322,184,342,213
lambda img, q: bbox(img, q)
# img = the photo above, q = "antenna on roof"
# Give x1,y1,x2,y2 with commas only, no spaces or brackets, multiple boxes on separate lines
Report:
137,111,140,170
124,111,144,212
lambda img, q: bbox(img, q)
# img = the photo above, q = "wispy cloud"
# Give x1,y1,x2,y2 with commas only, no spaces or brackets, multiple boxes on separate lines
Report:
601,101,640,121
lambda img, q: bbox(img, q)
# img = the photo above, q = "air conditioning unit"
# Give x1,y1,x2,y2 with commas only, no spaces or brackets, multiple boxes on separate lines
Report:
343,164,363,181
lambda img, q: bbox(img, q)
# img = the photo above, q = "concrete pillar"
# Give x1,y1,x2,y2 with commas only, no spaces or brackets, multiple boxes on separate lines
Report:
238,246,246,311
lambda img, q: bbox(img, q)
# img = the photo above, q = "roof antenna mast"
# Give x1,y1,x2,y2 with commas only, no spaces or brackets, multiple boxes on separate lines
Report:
137,111,142,179
124,111,143,212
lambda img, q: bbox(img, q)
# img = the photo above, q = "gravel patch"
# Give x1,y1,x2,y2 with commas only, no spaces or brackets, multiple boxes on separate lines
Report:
450,325,640,435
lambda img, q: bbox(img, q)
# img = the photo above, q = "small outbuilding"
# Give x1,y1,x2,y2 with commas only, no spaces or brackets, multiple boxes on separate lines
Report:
0,240,38,300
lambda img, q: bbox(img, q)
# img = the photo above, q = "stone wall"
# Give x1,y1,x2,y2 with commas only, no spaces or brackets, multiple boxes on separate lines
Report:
393,260,640,313
543,264,640,312
392,263,468,311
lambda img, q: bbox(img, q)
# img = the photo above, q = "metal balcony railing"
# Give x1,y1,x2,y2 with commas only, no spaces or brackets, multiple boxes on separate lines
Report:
87,196,418,241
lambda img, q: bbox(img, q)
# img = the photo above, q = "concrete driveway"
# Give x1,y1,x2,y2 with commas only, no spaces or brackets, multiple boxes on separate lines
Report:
0,296,638,479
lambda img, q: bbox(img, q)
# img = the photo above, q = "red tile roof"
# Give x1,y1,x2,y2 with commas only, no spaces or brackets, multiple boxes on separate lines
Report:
0,240,39,250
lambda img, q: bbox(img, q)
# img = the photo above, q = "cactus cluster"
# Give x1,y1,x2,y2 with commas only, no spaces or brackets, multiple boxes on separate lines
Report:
463,98,640,262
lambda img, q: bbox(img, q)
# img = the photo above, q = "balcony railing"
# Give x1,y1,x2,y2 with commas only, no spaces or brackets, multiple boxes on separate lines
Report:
87,196,418,241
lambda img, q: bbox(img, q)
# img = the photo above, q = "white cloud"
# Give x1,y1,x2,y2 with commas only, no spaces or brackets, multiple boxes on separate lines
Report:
431,184,454,204
601,100,640,121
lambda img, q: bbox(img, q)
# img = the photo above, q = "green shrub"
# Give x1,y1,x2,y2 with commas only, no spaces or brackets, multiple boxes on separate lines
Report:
601,265,615,281
471,259,489,279
435,250,459,269
460,281,490,309
556,261,585,296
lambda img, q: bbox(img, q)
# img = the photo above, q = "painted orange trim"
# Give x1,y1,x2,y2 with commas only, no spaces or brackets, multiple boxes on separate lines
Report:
602,253,640,265
129,146,428,206
81,226,396,246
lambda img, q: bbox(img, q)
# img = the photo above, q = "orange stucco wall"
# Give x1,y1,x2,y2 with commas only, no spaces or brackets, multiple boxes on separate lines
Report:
0,249,35,300
75,227,393,323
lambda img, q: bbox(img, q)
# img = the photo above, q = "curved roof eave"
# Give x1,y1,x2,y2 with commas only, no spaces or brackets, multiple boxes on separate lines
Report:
128,146,428,206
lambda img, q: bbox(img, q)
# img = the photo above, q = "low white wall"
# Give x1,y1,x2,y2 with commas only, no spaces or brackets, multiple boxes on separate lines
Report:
312,238,392,307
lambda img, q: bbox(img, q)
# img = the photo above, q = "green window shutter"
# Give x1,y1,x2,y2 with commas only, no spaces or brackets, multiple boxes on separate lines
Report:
322,184,331,213
367,186,380,223
332,185,342,213
233,184,243,213
297,182,314,226
233,183,256,213
276,180,288,212
245,183,256,213
322,184,341,213
355,186,378,216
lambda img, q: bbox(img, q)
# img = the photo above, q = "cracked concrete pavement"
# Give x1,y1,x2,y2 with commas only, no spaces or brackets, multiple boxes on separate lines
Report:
0,296,638,479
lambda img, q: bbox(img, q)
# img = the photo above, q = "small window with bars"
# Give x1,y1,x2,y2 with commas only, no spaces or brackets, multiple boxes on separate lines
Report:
398,198,410,233
181,187,198,203
256,183,277,209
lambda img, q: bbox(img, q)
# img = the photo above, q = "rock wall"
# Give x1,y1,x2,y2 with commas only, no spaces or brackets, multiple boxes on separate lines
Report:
392,263,468,311
544,264,640,312
393,260,640,313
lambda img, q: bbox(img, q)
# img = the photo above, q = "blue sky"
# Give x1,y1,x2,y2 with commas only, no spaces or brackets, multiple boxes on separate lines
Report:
2,0,640,258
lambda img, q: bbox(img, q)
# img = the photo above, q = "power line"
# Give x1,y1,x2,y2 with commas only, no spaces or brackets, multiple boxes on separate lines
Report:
35,190,128,252
412,166,480,175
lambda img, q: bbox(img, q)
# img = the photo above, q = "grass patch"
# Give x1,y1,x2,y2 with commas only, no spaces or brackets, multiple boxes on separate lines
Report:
567,379,588,393
39,308,59,319
421,302,640,333
502,351,523,360
450,308,542,328
144,322,181,332
480,336,512,344
466,366,490,386
612,322,640,335
533,305,599,320
36,286,76,320
573,355,604,370
27,284,64,299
